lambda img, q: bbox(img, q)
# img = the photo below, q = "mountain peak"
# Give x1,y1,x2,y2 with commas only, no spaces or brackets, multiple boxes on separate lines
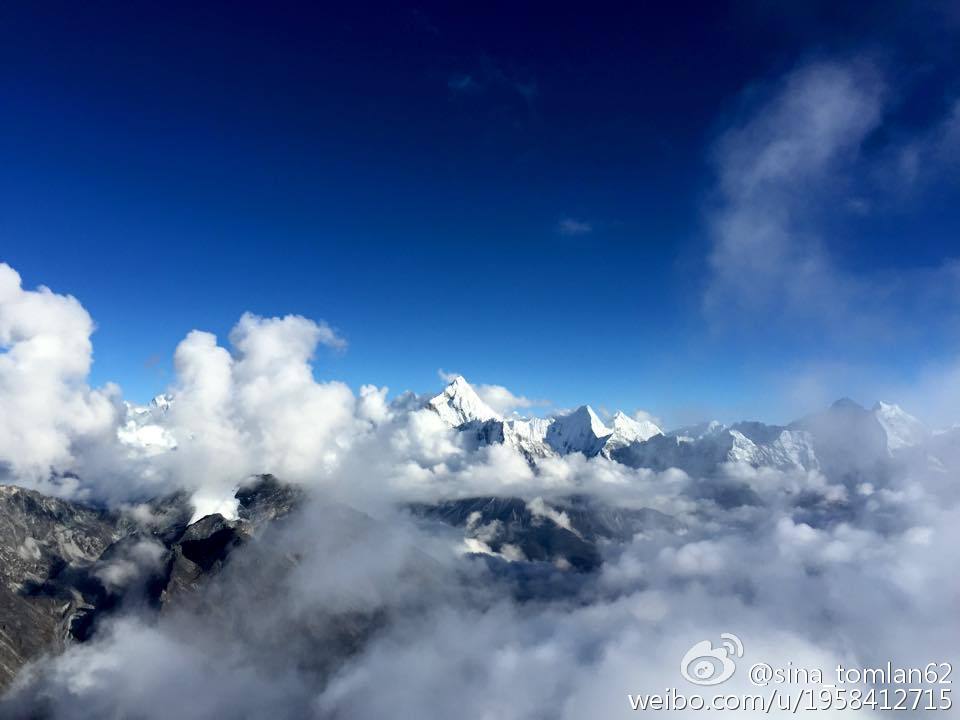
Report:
598,410,664,458
831,397,865,411
544,405,611,456
872,401,929,451
872,400,901,413
576,405,611,437
427,376,501,427
610,410,662,441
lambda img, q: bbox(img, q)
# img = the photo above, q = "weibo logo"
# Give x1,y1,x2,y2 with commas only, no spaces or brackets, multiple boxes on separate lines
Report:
679,633,744,686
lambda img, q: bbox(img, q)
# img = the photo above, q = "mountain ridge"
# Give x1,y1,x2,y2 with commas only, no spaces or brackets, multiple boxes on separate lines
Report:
421,378,937,475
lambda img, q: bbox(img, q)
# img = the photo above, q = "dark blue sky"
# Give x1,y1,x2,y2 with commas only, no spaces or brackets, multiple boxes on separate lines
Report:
3,1,959,424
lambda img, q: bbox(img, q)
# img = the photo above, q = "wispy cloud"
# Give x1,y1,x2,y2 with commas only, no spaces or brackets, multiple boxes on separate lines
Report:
704,59,960,338
894,99,960,190
557,218,592,236
447,74,478,93
475,384,547,416
447,56,537,107
2,260,959,719
705,60,884,323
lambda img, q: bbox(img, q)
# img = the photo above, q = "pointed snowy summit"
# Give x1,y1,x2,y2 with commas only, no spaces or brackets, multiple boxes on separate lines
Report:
872,401,929,452
427,376,502,427
546,405,612,456
601,411,663,456
611,411,662,442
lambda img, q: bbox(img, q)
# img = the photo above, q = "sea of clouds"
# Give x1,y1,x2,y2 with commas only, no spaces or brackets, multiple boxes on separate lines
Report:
1,256,957,718
2,56,959,719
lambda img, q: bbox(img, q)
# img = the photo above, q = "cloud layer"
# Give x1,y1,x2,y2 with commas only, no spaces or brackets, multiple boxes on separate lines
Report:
1,252,958,718
0,264,117,495
705,59,960,340
3,53,960,715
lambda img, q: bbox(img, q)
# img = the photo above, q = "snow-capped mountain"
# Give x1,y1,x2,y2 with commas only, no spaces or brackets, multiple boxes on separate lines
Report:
610,398,928,478
113,376,950,481
428,376,819,471
668,420,726,441
872,401,929,452
599,411,662,458
732,426,819,469
789,398,890,480
545,405,611,456
612,423,818,475
5,376,960,704
426,376,501,427
501,416,555,460
117,394,177,455
428,378,666,461
428,377,828,474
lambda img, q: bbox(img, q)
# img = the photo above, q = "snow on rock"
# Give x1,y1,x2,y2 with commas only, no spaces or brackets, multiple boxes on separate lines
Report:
614,421,818,474
427,376,502,427
872,401,929,452
117,396,177,456
600,411,662,458
502,417,555,460
728,427,819,470
762,429,820,469
546,406,612,457
668,420,726,442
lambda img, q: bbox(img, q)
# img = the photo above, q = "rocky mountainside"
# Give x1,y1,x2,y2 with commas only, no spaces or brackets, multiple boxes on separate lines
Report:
1,471,684,695
0,486,121,688
0,475,302,692
0,468,696,695
6,377,952,702
411,495,679,573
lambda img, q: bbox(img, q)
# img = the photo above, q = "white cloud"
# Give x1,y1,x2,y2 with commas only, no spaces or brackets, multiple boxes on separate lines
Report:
161,313,359,516
475,383,543,416
2,260,960,718
895,99,960,188
357,384,391,425
0,271,358,510
557,218,592,236
631,409,662,427
0,263,117,492
705,60,884,322
705,59,960,341
11,447,959,719
437,368,459,383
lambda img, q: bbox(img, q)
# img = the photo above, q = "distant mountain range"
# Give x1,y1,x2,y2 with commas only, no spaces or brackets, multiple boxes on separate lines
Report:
117,375,955,481
3,375,956,698
422,376,948,478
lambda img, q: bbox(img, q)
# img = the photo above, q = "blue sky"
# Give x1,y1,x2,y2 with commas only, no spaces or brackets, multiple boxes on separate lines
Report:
2,1,960,425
